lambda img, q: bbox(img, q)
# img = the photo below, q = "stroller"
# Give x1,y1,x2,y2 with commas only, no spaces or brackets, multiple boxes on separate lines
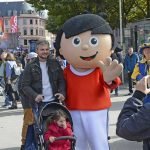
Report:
33,101,76,150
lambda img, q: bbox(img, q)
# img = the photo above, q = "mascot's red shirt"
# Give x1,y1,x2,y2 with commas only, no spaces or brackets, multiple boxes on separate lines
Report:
64,65,121,110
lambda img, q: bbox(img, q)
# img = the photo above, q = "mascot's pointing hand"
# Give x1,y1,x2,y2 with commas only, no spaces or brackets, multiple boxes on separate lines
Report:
98,57,123,84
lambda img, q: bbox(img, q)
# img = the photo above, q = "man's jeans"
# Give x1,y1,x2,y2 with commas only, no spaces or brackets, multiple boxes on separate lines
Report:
24,125,37,150
24,102,49,150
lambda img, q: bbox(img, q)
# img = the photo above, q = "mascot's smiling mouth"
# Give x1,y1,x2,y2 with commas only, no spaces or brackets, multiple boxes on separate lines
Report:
80,51,98,61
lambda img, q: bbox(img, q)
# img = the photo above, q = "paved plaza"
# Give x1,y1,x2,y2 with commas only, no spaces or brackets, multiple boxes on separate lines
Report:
0,87,142,150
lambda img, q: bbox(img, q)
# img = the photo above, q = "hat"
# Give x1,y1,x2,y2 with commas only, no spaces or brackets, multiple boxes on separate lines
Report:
27,52,38,59
114,47,123,53
140,43,150,54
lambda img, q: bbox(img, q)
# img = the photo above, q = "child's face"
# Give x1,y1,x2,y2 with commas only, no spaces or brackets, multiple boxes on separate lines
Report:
56,116,66,128
60,31,112,68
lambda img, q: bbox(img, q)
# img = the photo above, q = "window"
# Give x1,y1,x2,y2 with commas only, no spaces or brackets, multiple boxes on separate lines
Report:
36,29,38,35
39,20,41,25
23,18,27,25
39,29,42,36
42,30,44,36
13,10,17,16
20,10,23,14
5,28,9,33
28,10,32,14
30,28,33,35
24,39,27,45
8,10,12,16
30,19,33,24
24,28,27,35
35,19,38,24
5,19,8,26
18,19,22,26
42,20,45,26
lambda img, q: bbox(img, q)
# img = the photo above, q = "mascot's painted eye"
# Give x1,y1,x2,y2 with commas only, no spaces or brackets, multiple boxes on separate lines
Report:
89,36,99,47
72,36,81,47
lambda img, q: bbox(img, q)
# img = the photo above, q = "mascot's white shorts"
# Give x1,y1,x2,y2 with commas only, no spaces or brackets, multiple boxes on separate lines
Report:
70,109,109,150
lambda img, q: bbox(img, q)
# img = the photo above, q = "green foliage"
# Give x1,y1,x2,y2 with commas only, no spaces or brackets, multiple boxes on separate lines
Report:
27,0,149,33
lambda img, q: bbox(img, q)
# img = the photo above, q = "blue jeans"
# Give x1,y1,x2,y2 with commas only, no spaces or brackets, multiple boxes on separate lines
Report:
24,102,49,149
24,125,37,150
4,94,11,106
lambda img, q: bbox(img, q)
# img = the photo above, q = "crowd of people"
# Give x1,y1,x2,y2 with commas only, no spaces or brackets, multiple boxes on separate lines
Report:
0,44,146,109
0,12,150,150
0,41,150,150
0,50,38,109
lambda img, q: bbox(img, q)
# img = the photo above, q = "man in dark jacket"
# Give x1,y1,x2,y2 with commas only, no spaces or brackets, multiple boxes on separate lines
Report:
110,49,123,96
21,40,66,150
21,40,66,104
19,52,37,150
124,47,139,95
116,75,150,150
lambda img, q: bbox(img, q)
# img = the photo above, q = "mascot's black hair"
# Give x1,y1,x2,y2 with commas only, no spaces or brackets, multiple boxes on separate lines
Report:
54,13,114,56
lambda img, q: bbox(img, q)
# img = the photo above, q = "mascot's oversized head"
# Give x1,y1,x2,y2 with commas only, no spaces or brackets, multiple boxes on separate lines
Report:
54,13,114,69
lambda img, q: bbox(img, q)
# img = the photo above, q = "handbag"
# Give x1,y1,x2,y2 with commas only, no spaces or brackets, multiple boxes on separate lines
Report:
11,65,21,81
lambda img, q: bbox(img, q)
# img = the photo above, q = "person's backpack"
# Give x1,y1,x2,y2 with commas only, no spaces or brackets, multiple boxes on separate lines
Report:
11,65,21,81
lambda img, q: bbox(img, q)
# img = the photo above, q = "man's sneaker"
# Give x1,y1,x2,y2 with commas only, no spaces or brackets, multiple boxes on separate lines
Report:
1,104,7,107
2,104,11,108
8,105,17,109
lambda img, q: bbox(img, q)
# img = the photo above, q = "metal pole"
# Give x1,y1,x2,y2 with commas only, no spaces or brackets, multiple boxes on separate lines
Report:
119,0,123,47
119,0,124,83
134,25,138,52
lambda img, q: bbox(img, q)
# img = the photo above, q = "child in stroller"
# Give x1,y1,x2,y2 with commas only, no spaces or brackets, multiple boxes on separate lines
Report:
44,109,73,150
34,102,76,150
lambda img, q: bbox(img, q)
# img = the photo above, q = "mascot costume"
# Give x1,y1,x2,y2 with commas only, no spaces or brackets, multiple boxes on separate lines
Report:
54,13,123,150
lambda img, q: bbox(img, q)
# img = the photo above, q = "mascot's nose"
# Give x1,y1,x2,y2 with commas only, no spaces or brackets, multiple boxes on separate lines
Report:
82,44,89,50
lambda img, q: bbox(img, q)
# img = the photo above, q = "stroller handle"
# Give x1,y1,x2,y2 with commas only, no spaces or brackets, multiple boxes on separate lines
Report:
55,136,76,142
46,136,76,149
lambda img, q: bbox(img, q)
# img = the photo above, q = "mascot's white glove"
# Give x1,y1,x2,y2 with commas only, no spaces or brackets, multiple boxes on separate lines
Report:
97,57,123,84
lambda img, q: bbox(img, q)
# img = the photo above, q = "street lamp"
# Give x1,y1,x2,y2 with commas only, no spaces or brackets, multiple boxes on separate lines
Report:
119,0,123,48
119,0,125,83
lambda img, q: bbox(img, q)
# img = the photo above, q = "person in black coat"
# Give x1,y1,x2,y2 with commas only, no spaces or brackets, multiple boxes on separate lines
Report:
110,49,123,96
116,75,150,150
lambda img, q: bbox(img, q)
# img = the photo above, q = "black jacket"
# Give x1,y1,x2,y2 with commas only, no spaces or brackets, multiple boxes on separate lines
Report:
111,52,123,63
21,57,66,107
111,53,118,61
116,91,150,150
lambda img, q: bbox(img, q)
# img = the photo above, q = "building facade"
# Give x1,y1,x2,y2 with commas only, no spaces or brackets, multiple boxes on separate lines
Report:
0,1,51,51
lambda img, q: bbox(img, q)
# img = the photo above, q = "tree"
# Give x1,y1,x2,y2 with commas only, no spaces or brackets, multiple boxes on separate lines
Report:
27,0,149,33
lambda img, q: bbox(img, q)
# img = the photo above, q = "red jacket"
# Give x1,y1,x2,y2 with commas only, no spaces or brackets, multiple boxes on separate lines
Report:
44,122,73,150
